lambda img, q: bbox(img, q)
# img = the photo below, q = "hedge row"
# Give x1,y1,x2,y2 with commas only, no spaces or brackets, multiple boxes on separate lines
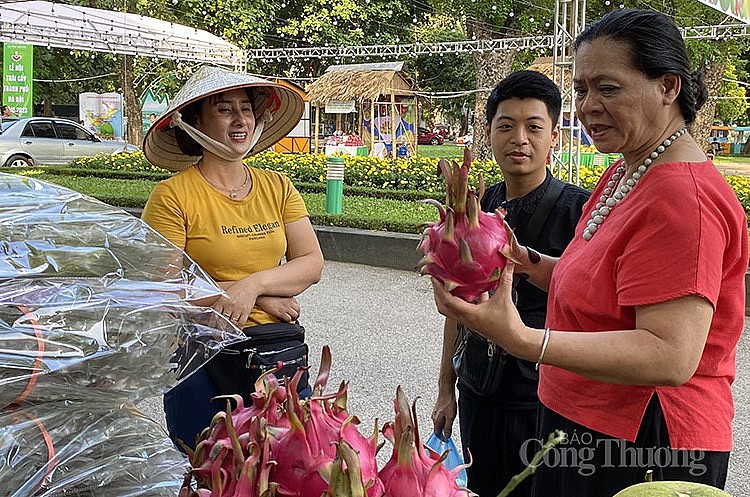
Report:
3,150,750,231
62,150,608,192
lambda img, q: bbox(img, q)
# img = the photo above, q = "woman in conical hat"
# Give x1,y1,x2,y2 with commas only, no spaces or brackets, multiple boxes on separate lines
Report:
142,65,323,450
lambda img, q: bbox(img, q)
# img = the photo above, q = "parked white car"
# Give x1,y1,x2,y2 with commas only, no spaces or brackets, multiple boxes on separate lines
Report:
0,117,139,167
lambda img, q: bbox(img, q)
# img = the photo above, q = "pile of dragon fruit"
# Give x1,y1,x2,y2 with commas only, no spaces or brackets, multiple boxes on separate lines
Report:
179,346,475,497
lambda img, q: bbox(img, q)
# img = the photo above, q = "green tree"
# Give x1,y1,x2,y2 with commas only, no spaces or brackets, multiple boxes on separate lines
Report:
277,0,410,46
411,14,475,135
717,61,748,125
428,0,557,158
32,48,118,115
144,0,276,50
263,0,414,78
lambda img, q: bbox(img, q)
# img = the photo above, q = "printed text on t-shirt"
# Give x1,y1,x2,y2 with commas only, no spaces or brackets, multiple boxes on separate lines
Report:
220,221,281,240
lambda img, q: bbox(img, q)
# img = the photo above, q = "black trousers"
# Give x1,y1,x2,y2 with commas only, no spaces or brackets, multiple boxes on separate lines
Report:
458,389,538,497
531,395,729,496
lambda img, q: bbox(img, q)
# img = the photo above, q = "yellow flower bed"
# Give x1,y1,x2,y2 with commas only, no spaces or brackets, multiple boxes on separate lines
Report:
72,152,165,173
245,152,507,193
724,175,750,217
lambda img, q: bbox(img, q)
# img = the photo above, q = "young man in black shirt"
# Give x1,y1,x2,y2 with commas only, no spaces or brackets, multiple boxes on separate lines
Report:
432,70,590,497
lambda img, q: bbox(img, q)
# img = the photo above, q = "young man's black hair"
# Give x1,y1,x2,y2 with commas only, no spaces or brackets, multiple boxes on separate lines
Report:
485,70,563,125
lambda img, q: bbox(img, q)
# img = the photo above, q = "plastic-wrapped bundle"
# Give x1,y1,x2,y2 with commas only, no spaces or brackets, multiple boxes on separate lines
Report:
0,173,218,300
0,300,237,409
0,173,246,408
0,400,188,497
0,173,248,494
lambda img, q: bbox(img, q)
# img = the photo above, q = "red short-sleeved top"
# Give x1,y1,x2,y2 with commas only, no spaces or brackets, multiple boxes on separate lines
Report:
539,159,748,451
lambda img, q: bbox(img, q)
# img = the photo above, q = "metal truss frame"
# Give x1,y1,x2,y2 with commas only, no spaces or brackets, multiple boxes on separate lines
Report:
246,24,750,61
247,35,554,60
552,0,586,184
0,1,245,67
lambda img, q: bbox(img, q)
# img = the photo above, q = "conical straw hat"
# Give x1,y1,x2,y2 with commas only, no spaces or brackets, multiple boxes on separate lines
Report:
143,66,303,171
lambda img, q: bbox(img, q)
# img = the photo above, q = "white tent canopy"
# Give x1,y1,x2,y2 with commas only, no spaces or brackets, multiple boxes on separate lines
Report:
0,1,245,67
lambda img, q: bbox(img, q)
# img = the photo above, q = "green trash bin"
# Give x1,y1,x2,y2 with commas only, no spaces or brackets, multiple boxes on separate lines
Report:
355,146,369,156
326,156,345,214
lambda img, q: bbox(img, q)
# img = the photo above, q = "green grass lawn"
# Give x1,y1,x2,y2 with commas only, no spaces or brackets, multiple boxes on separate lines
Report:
415,144,465,159
303,193,439,232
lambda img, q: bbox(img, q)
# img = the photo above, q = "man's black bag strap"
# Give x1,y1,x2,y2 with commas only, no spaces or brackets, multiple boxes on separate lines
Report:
518,177,565,245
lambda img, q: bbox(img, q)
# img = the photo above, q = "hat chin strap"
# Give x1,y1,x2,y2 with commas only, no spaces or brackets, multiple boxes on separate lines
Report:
170,110,273,162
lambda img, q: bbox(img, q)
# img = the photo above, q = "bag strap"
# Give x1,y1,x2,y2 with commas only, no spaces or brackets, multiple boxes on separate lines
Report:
517,177,565,246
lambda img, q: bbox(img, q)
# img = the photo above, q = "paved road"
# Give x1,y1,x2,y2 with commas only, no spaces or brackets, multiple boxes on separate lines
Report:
138,260,750,495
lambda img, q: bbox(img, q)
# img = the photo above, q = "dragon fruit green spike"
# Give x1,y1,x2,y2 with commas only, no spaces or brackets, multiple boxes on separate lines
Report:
321,440,374,497
380,386,476,497
417,147,510,302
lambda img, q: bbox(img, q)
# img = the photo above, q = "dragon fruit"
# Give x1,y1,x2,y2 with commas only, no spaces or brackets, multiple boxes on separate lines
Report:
270,347,384,497
185,400,278,497
417,147,510,302
321,440,372,497
183,369,289,497
188,369,289,459
379,386,474,497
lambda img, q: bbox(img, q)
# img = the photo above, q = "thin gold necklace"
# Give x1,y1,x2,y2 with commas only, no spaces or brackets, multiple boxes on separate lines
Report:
198,162,249,199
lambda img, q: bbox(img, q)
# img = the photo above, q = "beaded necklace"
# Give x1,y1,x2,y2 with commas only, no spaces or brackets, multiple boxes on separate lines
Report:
583,127,688,241
198,162,250,199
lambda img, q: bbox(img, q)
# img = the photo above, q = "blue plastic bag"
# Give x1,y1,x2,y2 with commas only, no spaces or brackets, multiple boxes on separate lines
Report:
424,432,468,487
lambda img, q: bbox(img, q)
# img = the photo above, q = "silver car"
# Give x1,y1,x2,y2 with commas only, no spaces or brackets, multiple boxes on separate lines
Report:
0,117,139,167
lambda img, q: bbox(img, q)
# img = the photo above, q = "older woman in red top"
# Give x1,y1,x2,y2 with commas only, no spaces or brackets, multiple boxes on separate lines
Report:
431,8,748,496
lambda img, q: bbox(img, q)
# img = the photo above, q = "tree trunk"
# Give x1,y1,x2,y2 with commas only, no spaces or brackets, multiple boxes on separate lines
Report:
117,0,142,147
689,48,725,152
120,54,141,146
460,108,469,136
468,20,515,161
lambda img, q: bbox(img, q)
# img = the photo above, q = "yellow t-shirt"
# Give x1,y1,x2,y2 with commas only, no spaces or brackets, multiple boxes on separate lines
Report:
142,165,309,325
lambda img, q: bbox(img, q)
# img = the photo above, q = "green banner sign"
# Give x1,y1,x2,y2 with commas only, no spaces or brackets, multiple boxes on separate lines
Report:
3,43,34,117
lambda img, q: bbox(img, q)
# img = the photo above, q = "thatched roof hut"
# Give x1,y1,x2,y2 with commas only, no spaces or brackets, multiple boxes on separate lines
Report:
305,62,419,156
305,62,415,106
